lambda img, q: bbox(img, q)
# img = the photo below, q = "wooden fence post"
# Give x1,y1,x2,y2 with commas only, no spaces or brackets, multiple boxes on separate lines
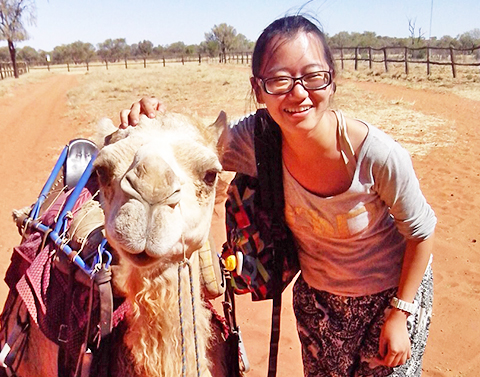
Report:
354,47,359,70
163,56,166,67
426,47,430,75
404,47,409,75
383,48,388,72
450,47,457,78
368,47,372,70
340,47,344,70
199,54,201,65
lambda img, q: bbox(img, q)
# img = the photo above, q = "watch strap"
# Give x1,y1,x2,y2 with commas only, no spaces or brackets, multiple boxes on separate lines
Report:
390,297,417,315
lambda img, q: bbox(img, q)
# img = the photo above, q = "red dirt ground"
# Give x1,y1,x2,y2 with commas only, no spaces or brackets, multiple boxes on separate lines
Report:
0,74,478,376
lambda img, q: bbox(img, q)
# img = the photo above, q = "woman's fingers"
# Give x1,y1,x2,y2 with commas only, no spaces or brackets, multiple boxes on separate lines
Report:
118,97,165,128
139,97,164,117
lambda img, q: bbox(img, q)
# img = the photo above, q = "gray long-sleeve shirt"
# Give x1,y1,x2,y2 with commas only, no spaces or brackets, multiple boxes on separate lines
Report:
221,111,436,296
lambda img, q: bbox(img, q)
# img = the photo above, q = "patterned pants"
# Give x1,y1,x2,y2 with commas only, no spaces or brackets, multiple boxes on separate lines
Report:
293,263,433,377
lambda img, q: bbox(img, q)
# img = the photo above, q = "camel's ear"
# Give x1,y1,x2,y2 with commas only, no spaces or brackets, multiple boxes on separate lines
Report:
95,118,118,148
210,110,227,142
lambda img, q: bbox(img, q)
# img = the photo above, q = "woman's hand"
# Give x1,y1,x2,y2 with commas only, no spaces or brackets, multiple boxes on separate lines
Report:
119,97,165,128
377,309,412,367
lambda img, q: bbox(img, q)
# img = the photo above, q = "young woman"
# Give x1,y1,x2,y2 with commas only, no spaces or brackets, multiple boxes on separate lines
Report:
121,15,436,377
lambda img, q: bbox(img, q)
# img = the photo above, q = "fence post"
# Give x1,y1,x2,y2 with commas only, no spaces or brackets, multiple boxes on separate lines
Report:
340,48,344,70
199,53,201,65
426,47,430,75
368,47,372,70
383,48,388,72
450,47,457,78
0,64,3,80
163,56,166,67
404,47,409,75
354,47,358,71
125,56,128,69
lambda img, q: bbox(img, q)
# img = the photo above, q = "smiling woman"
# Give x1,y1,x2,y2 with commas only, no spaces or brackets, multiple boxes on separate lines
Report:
122,14,437,377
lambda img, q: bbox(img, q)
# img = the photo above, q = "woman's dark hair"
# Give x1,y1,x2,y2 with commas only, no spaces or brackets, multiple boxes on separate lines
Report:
252,15,336,79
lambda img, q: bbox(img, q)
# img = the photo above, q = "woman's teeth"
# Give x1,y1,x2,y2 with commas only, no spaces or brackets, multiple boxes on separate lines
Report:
285,106,311,113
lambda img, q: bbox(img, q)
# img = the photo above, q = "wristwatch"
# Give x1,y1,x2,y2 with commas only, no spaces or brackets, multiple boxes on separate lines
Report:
390,297,417,315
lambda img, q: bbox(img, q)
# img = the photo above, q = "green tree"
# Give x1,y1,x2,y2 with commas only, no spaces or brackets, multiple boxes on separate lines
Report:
52,44,72,68
437,35,458,48
0,45,9,60
152,44,165,58
205,23,237,63
97,38,128,68
328,31,351,47
166,41,186,56
69,41,95,69
198,40,219,58
457,29,480,51
136,39,153,67
0,0,36,78
17,45,39,65
233,33,253,51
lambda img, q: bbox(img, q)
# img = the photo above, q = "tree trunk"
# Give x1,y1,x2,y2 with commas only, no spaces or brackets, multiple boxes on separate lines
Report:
8,40,19,79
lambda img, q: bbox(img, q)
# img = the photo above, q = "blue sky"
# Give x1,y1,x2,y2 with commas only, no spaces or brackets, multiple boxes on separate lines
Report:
4,0,480,51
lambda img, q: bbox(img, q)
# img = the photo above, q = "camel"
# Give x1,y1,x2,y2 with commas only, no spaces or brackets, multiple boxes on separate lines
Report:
0,112,233,377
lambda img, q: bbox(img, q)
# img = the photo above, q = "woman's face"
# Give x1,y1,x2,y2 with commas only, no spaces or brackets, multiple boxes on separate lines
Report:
254,32,334,136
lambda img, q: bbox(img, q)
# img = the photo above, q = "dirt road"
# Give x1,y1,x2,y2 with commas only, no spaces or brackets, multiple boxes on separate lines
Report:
0,74,478,376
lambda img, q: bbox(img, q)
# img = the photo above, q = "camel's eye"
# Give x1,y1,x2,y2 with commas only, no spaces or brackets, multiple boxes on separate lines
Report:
203,169,218,186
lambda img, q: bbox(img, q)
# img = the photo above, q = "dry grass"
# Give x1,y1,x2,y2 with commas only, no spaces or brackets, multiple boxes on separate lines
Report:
66,63,253,128
0,62,472,158
334,81,456,157
0,70,55,97
338,62,480,102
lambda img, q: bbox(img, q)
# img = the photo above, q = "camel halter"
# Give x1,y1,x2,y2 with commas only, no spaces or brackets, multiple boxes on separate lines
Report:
178,236,202,377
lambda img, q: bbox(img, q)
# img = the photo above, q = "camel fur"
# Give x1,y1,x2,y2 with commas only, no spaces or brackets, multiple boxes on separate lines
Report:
1,112,231,377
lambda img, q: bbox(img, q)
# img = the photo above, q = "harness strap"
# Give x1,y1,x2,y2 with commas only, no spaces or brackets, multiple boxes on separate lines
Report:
57,262,75,377
267,294,281,377
0,299,29,372
222,276,249,376
95,268,113,338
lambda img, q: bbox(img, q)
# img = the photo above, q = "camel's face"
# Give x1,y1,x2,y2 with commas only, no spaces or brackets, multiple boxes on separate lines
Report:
94,113,226,270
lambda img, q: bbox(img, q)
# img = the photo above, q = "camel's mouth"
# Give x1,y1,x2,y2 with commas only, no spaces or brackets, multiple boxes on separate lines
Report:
126,251,158,267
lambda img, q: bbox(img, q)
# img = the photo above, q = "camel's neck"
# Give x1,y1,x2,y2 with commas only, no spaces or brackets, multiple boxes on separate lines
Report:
119,253,212,377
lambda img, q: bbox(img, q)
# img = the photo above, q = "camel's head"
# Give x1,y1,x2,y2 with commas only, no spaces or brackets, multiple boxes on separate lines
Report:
94,112,226,271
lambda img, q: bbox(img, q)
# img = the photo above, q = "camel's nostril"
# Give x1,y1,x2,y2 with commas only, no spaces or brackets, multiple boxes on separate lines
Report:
166,189,181,208
122,155,181,206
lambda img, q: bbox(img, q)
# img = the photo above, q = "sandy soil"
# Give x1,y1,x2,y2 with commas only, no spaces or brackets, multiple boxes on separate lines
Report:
0,74,478,376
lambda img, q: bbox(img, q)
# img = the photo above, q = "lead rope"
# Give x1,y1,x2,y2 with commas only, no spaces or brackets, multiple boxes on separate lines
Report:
178,237,202,377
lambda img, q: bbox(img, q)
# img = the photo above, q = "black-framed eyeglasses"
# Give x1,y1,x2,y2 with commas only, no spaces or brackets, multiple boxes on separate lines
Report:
258,70,332,95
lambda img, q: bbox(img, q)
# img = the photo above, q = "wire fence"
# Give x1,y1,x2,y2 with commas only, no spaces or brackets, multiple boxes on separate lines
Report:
332,45,480,78
3,45,480,79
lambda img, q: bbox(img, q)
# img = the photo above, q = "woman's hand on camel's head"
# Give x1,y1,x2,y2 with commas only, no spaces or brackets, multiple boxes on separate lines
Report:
119,96,165,128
